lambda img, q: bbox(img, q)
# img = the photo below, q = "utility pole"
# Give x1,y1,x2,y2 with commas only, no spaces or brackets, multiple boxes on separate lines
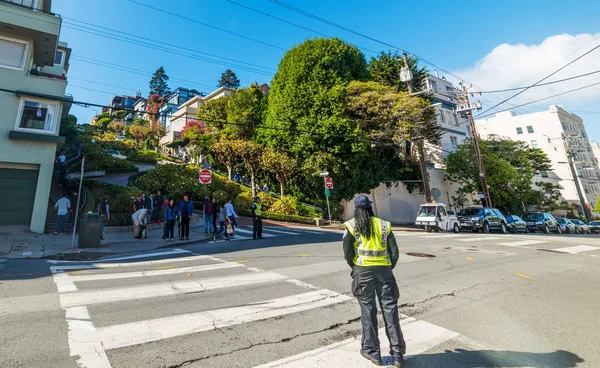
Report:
561,133,589,222
458,85,492,207
402,51,431,202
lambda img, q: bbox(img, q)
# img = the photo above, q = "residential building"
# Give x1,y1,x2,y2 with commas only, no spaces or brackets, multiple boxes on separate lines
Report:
592,141,600,167
132,97,147,122
160,86,234,155
159,87,202,127
475,106,600,211
0,0,73,232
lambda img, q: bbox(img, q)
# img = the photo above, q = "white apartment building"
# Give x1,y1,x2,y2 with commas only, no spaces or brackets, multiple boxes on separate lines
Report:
475,105,600,210
592,141,600,167
160,86,234,154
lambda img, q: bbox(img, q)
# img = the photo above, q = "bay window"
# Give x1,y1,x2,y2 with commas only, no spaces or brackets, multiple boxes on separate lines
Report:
15,98,60,134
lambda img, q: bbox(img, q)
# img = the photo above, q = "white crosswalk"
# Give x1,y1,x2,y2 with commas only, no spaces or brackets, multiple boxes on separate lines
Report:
212,225,335,243
47,248,492,368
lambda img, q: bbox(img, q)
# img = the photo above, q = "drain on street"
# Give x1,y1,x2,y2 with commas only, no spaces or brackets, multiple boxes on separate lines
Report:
406,252,436,258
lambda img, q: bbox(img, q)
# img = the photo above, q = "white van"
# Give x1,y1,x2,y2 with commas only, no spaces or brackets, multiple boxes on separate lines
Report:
415,203,461,233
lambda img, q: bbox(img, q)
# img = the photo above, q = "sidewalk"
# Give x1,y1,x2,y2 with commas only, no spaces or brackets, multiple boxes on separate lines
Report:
0,215,208,260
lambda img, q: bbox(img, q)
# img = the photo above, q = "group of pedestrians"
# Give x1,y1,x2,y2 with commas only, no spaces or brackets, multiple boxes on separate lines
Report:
203,196,240,241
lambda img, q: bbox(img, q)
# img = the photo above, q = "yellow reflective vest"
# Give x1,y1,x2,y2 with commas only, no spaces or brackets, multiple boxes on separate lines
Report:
253,202,262,216
344,217,392,266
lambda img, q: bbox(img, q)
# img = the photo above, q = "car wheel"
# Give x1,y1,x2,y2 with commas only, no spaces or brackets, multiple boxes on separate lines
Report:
425,226,432,233
565,227,570,234
472,229,479,233
483,222,490,234
500,222,508,234
544,224,550,234
556,226,562,234
510,225,516,234
524,227,530,233
453,223,460,233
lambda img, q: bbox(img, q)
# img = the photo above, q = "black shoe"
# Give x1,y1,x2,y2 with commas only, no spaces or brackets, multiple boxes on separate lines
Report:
360,350,382,366
101,237,105,240
391,352,404,367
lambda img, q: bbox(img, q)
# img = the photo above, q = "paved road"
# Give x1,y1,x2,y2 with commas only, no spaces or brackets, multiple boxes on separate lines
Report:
95,163,156,186
1,227,599,367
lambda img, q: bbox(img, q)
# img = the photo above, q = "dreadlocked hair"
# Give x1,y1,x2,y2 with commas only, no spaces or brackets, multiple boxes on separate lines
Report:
354,207,374,238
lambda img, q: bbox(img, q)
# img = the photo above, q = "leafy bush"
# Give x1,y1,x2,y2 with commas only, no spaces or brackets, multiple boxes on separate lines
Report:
82,179,140,214
298,203,323,218
233,191,255,210
72,145,137,172
127,150,158,164
270,196,298,215
236,208,315,224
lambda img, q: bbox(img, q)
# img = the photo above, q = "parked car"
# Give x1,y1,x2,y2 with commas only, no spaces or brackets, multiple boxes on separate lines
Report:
556,218,577,234
415,203,461,233
522,212,561,234
505,215,529,233
115,136,126,141
588,221,600,234
568,219,591,234
104,149,127,160
457,207,509,233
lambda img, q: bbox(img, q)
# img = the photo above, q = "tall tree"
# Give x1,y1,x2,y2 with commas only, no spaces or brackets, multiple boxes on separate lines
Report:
232,139,262,196
129,123,150,149
225,84,266,139
262,147,296,198
218,69,240,89
211,136,238,179
59,114,79,145
197,96,229,132
368,51,428,93
107,121,124,135
149,67,170,96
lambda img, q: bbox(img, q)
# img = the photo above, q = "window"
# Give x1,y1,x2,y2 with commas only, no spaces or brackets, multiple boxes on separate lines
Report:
54,50,64,66
438,207,447,216
526,126,534,133
561,121,566,130
450,136,458,148
531,140,538,148
15,98,60,134
439,110,445,123
516,127,523,134
540,170,548,178
429,80,437,92
0,36,28,71
452,114,458,126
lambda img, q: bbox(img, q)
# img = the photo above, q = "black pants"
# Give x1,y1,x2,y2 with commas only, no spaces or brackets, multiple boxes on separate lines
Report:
253,216,263,239
166,220,175,239
352,266,406,355
181,216,190,238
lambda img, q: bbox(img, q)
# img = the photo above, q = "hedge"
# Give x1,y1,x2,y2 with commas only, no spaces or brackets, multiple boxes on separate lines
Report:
236,208,316,225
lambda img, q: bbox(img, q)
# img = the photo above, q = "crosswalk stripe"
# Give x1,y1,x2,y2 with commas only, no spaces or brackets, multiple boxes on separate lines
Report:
253,319,458,367
497,240,547,247
552,245,600,254
261,227,303,235
66,262,244,282
65,306,111,368
50,255,210,271
417,234,463,238
59,271,287,308
234,227,276,237
455,236,501,242
47,249,190,264
96,289,352,350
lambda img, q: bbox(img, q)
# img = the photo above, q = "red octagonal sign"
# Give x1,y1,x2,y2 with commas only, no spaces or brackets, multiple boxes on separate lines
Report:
325,177,333,189
199,169,212,184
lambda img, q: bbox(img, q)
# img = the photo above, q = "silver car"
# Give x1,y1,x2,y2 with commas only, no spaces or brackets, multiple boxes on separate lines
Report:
556,218,577,234
568,219,591,234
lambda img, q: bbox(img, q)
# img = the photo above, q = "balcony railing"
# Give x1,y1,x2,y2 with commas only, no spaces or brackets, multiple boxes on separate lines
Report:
0,0,43,11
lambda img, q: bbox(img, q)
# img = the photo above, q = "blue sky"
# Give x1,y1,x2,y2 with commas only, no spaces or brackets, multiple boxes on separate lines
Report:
54,0,600,140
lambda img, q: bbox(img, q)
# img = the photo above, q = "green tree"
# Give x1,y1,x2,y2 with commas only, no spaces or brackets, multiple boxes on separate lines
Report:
133,118,147,126
96,117,112,132
594,194,600,213
107,121,124,135
149,67,170,96
445,136,554,213
129,124,150,148
197,96,229,132
529,181,562,212
262,146,295,198
211,136,238,179
59,114,79,145
232,139,262,196
225,84,266,139
368,51,428,93
148,122,166,152
218,69,240,89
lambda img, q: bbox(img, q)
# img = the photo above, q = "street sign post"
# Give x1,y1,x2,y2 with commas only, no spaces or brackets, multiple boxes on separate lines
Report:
199,169,212,184
325,188,330,197
325,177,333,189
319,172,332,226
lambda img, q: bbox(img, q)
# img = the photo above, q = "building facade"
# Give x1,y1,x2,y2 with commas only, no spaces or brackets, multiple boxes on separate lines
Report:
475,106,600,210
159,87,202,127
0,0,73,232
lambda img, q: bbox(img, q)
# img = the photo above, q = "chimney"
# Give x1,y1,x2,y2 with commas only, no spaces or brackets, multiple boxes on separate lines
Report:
434,69,439,78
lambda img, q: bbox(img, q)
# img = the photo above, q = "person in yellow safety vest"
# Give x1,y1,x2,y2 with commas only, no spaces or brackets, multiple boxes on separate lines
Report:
251,196,263,240
343,195,405,367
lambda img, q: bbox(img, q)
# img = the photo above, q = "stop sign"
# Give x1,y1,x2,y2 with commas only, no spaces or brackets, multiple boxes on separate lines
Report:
199,169,212,184
325,177,333,189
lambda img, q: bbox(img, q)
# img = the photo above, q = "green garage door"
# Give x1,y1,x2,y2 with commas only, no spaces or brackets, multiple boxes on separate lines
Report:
0,168,39,225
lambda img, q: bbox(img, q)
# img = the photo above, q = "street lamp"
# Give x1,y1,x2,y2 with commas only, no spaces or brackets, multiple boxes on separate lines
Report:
319,171,332,225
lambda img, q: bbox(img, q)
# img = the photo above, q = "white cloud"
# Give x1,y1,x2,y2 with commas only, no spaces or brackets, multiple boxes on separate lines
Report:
450,33,600,116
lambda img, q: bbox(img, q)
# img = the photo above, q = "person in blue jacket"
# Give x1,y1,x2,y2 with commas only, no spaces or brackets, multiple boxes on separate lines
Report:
178,195,194,240
164,199,179,242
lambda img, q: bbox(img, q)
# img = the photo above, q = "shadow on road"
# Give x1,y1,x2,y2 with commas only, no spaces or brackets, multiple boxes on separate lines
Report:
405,348,584,367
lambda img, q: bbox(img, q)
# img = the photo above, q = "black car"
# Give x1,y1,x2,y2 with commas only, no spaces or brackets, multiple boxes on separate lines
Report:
506,215,528,233
522,212,561,234
589,221,600,234
457,207,509,233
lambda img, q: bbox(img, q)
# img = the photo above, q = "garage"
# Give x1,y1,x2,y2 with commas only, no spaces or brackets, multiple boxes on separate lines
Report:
0,168,39,225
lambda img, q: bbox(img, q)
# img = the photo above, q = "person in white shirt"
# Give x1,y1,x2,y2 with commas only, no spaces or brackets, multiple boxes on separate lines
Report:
131,208,148,238
224,198,239,236
53,194,71,235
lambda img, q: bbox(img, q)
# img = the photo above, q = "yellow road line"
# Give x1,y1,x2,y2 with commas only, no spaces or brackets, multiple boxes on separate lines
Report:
297,254,310,257
157,266,175,269
434,246,442,249
515,273,533,280
233,260,248,263
466,257,474,261
460,249,467,253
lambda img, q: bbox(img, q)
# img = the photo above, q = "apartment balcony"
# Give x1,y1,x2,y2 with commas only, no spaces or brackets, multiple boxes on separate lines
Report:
0,0,61,66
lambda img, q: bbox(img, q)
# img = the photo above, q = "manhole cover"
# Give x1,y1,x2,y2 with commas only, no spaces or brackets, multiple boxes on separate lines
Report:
406,252,436,258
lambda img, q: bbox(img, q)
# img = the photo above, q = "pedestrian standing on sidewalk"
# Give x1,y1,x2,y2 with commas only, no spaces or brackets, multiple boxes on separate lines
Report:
216,203,230,241
204,195,215,236
212,197,218,235
162,196,169,239
53,193,70,235
164,199,179,242
251,196,263,240
98,197,110,240
145,193,154,225
224,198,239,237
178,195,194,240
343,195,405,367
133,194,144,213
153,190,164,224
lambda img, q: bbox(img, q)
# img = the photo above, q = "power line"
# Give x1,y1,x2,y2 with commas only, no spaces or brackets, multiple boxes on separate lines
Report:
224,0,378,54
474,43,600,118
127,0,286,51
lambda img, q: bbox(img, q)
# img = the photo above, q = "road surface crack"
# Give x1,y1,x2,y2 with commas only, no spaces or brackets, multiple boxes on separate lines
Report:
165,316,361,368
399,283,482,308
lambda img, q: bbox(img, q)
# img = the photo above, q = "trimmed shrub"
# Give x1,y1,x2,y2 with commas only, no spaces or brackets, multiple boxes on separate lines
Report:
270,197,298,215
83,179,139,214
127,150,158,164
